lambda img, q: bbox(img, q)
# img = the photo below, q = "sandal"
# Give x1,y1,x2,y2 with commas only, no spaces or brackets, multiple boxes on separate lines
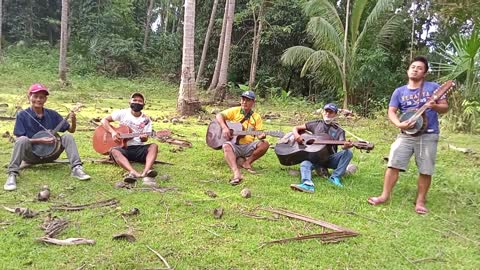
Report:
415,205,429,215
229,177,243,186
144,169,158,178
123,173,138,183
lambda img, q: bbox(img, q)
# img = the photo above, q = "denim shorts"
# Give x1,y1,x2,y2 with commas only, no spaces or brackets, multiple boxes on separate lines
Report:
387,133,439,175
223,141,261,158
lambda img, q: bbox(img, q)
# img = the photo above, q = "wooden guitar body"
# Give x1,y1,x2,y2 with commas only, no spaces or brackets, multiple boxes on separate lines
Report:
206,121,243,149
274,133,332,166
92,125,131,155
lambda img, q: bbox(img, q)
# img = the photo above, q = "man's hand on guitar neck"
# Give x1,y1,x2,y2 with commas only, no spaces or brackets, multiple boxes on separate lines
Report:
342,140,354,149
222,126,233,140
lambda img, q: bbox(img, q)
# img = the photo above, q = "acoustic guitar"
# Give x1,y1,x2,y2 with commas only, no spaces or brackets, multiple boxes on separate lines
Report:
274,132,374,166
31,104,83,160
399,80,454,136
92,125,171,155
206,120,284,150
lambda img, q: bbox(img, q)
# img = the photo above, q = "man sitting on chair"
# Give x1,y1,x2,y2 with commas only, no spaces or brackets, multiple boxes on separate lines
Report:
100,92,159,186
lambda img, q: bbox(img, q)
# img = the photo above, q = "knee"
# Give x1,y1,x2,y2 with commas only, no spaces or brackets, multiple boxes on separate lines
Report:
15,136,29,145
110,148,121,157
149,144,158,151
223,144,234,153
343,149,353,159
61,133,74,142
258,140,270,150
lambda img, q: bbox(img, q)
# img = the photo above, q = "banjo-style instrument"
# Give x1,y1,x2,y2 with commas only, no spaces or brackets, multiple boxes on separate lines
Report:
31,104,83,159
399,80,454,136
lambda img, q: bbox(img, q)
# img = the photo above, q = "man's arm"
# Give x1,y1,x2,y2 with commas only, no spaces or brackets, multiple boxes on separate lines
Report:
292,124,307,143
216,113,232,140
426,99,448,114
388,106,415,130
100,115,120,141
68,112,76,133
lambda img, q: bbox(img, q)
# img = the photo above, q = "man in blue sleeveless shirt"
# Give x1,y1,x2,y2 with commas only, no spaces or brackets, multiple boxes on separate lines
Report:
4,84,90,191
368,56,448,214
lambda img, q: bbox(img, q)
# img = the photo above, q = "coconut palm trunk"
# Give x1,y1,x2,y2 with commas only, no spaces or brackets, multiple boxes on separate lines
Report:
59,0,69,85
208,0,229,92
248,0,266,90
197,0,219,85
214,0,235,101
0,0,3,61
143,0,155,52
177,0,201,115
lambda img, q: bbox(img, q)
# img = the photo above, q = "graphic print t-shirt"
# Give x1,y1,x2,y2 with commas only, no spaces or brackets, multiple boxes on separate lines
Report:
389,81,446,134
111,109,152,146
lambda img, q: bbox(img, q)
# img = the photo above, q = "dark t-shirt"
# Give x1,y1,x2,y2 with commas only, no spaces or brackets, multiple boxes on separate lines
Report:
305,120,345,153
14,107,70,138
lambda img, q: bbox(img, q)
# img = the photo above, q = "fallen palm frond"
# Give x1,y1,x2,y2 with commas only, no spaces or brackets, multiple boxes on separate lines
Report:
50,198,119,211
41,214,68,238
3,206,39,218
262,231,358,246
37,237,95,246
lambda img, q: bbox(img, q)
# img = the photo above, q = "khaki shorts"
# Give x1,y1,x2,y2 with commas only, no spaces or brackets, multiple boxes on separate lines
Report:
223,141,261,158
387,133,439,175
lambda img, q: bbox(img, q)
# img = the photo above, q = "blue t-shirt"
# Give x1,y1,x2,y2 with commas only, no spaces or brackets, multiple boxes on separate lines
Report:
389,81,445,134
14,107,70,138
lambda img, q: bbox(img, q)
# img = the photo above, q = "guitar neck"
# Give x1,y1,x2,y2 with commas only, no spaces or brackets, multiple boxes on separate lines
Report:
233,130,277,137
310,140,347,146
119,131,154,139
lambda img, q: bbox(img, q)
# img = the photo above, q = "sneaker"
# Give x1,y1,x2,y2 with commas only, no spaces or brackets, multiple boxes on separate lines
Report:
328,176,343,187
4,173,17,191
290,183,315,193
71,165,91,181
142,177,157,187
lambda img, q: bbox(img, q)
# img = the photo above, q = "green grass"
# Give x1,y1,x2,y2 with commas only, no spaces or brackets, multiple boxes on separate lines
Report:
0,50,479,269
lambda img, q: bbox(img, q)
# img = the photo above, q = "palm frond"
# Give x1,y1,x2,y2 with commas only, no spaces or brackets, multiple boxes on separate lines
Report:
303,0,343,34
350,0,369,44
307,16,343,55
281,46,316,68
301,50,343,81
376,14,405,49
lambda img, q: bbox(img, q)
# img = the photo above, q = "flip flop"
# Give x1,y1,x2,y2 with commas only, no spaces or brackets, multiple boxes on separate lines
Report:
145,169,158,178
367,197,386,206
415,205,429,215
229,177,243,186
123,173,138,183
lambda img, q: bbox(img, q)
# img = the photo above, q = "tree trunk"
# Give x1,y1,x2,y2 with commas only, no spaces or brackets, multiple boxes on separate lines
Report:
143,0,155,52
59,0,69,86
208,0,229,92
214,0,235,102
341,0,350,109
171,7,177,33
0,0,3,61
248,0,265,90
177,0,201,116
196,0,219,86
163,3,169,32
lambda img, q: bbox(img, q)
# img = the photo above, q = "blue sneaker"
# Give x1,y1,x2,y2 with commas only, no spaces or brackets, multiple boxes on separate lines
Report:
328,176,343,187
290,183,315,193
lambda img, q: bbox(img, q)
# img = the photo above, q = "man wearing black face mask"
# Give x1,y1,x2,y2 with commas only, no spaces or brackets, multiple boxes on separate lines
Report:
100,93,159,185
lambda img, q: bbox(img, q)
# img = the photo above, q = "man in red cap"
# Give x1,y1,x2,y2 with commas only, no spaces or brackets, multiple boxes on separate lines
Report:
4,83,90,191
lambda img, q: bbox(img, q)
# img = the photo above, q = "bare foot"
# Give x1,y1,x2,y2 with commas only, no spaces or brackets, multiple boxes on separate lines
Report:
367,196,387,206
415,201,428,214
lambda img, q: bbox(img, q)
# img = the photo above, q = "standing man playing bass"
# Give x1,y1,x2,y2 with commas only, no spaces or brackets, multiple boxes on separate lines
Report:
290,103,353,193
215,91,269,185
368,56,448,214
100,92,159,185
4,83,90,191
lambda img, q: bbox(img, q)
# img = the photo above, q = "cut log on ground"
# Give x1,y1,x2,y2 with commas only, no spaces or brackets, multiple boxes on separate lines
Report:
262,231,358,246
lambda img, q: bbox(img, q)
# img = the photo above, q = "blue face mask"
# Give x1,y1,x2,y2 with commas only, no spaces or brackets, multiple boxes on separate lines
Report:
130,103,144,112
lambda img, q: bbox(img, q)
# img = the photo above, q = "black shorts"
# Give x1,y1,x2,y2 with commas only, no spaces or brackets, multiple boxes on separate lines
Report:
111,144,151,163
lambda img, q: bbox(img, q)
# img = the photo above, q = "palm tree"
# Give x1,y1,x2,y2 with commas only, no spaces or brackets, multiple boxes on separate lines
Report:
0,0,3,62
177,0,201,115
59,0,69,86
214,0,235,101
281,0,403,108
435,28,480,99
197,0,220,85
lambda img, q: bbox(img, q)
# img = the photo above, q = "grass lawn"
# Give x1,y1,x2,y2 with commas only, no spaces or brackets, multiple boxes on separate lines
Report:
0,49,479,269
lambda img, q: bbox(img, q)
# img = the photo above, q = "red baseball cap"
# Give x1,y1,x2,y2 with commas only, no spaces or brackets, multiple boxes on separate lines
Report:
28,83,50,95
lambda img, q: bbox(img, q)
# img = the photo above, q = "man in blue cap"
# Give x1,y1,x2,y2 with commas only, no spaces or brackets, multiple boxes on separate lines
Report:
290,103,353,193
215,90,269,185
